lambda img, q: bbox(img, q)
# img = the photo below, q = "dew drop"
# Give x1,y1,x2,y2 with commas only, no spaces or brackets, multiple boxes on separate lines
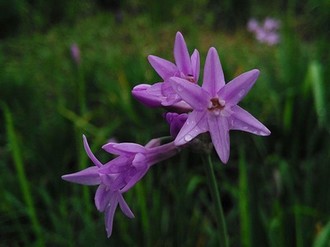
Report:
177,85,183,92
184,134,193,142
243,126,249,130
238,89,245,97
213,109,220,116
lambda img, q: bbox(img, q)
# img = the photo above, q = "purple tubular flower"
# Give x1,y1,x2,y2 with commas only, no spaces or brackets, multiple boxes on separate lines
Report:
132,32,199,110
165,112,188,138
62,135,178,237
100,139,178,192
170,47,271,164
70,43,81,64
62,135,134,237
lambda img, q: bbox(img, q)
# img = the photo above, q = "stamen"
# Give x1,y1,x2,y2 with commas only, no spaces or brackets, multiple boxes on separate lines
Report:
185,74,195,82
208,97,226,111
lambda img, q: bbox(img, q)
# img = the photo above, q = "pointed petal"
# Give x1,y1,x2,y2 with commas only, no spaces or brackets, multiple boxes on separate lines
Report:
207,114,230,164
102,142,146,155
117,193,135,218
202,47,225,97
132,83,164,107
191,49,200,82
61,166,100,185
111,173,127,191
174,32,192,75
170,77,209,110
105,193,119,238
100,157,131,174
95,184,111,212
145,138,161,148
161,81,181,106
83,135,103,168
175,111,208,145
219,69,259,105
148,55,178,80
120,171,146,193
230,105,271,136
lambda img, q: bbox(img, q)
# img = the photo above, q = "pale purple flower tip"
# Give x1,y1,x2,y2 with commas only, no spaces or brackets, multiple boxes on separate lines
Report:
70,43,81,64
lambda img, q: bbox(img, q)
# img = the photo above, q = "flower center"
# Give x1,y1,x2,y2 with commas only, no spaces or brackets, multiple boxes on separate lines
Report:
208,98,226,115
185,74,195,82
208,98,225,110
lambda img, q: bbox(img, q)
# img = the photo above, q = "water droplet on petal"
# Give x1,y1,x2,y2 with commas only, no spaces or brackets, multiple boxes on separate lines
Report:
213,109,220,116
177,85,183,92
243,126,249,130
239,89,245,98
184,134,193,142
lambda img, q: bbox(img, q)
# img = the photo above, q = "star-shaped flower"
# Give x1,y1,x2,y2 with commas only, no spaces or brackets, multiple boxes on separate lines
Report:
132,31,200,110
62,135,178,237
62,136,134,237
170,47,271,163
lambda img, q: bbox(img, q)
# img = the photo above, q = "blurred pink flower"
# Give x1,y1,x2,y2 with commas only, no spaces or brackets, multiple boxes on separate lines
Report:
70,43,81,64
247,18,281,46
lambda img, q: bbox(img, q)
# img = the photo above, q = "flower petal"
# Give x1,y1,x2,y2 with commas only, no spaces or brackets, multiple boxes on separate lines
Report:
148,55,178,80
161,81,181,106
117,193,135,218
174,110,208,145
102,142,146,155
83,135,103,167
61,166,100,185
105,193,119,238
207,114,230,164
170,77,209,110
230,105,271,136
120,167,148,193
166,112,188,138
191,49,200,82
111,173,127,191
95,184,112,212
219,69,259,105
132,83,165,107
174,32,192,75
100,156,131,174
202,47,225,97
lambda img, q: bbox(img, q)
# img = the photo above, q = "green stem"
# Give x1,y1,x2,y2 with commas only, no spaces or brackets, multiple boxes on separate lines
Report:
205,154,229,247
3,104,44,246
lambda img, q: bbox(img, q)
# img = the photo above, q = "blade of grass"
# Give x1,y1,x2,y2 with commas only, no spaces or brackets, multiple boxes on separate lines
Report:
309,60,326,127
238,148,252,247
313,220,330,247
2,103,44,246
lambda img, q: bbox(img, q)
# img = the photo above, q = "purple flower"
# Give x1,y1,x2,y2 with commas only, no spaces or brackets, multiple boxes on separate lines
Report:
247,18,259,32
100,138,178,192
132,32,200,110
170,47,271,163
62,135,178,237
165,112,188,138
70,43,81,64
247,18,281,46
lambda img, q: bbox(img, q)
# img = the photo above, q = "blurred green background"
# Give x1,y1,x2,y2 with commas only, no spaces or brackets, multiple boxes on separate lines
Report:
1,0,329,246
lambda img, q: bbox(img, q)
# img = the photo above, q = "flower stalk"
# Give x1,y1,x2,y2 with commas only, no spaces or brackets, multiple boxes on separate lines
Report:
205,154,229,247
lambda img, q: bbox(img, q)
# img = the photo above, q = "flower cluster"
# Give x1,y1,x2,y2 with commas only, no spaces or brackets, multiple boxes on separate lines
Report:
62,32,270,237
247,18,281,46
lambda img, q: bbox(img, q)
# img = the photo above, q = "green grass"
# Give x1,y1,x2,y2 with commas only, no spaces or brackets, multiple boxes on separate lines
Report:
0,8,330,247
